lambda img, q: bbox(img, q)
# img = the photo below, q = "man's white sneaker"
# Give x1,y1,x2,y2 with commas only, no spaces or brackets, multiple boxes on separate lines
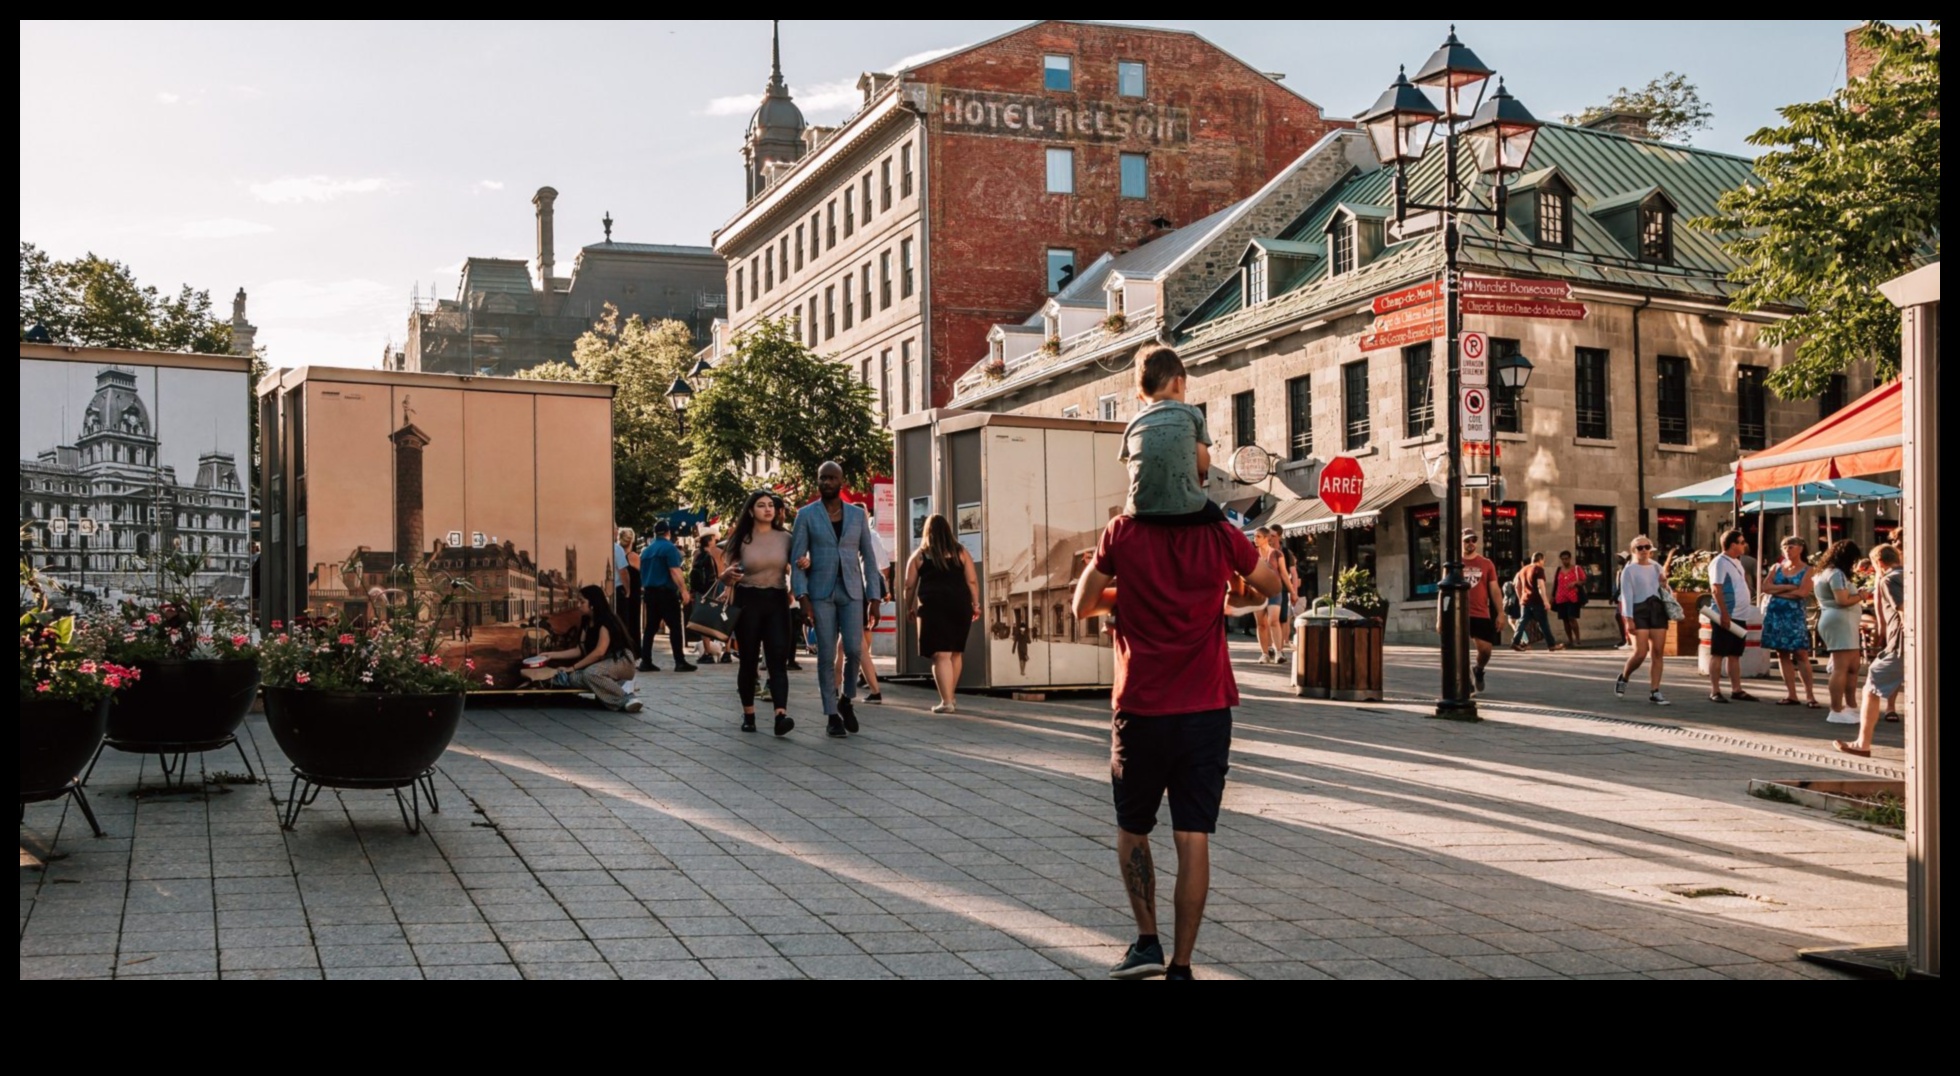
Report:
1649,691,1671,706
622,698,644,714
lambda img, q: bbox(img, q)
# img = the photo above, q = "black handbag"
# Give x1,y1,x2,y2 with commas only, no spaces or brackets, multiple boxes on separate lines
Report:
686,583,735,641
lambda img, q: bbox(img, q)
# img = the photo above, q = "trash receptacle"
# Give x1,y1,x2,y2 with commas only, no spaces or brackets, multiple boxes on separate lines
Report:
1293,608,1383,701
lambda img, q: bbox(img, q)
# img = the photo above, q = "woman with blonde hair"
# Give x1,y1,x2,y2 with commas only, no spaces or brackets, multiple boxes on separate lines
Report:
1612,535,1672,706
904,513,980,713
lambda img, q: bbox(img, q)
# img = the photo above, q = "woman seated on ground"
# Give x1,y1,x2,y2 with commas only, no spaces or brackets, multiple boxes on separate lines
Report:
534,584,643,713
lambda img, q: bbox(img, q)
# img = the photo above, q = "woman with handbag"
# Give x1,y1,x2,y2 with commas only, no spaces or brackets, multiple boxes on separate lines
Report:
720,490,798,736
1613,536,1672,705
688,528,730,664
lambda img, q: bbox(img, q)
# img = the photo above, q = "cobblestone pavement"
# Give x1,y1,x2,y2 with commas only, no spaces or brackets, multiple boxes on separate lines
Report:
21,642,1903,979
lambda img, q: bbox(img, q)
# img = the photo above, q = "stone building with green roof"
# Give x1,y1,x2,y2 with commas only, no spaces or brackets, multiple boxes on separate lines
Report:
949,120,1890,643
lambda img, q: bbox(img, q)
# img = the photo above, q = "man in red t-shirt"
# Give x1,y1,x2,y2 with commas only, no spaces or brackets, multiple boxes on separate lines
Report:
1454,529,1506,694
1073,516,1280,980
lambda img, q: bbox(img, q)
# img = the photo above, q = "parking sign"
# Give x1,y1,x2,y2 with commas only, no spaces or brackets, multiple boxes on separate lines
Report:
1461,331,1488,387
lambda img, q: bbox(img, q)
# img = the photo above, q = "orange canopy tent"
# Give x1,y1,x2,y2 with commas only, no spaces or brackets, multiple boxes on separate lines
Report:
1739,379,1902,491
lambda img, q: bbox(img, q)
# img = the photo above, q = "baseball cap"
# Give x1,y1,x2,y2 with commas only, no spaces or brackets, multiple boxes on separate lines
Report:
1461,529,1478,540
653,519,672,535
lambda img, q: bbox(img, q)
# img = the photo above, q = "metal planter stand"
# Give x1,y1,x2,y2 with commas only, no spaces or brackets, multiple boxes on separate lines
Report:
282,767,440,836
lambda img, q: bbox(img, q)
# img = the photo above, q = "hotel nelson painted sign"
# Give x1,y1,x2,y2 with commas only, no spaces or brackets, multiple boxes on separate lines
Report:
935,89,1191,145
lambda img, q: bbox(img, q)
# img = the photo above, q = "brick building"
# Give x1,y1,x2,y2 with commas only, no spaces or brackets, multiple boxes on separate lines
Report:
948,121,1892,643
712,21,1345,420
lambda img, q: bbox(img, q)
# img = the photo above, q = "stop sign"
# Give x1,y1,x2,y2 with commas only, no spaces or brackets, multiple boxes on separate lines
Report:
1319,456,1364,515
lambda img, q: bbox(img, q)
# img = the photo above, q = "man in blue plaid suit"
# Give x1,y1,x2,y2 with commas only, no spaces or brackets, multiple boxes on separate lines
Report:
792,461,885,738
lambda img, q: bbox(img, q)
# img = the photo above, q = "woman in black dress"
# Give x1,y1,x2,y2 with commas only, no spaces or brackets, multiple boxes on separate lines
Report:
903,513,980,714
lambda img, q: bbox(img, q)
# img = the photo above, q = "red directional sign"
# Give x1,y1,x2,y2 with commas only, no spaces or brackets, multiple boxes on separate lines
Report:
1319,456,1364,516
1360,315,1444,352
1461,296,1588,320
1371,280,1440,316
1462,276,1572,300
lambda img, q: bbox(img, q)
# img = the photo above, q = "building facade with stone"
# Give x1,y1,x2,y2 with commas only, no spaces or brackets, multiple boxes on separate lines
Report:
949,120,1889,643
400,187,726,376
712,20,1347,422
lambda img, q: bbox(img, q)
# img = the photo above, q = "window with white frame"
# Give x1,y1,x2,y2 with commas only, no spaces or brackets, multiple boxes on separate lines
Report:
1117,61,1145,98
1045,148,1074,194
1246,256,1268,305
1098,394,1118,421
1331,222,1356,275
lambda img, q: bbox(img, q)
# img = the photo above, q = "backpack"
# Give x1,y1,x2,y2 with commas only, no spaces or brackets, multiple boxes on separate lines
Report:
1502,579,1521,619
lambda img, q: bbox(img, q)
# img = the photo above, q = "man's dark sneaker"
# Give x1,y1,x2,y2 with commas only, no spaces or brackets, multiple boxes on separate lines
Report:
638,661,659,673
1614,675,1628,698
826,715,847,738
786,659,804,671
740,714,757,733
1108,938,1166,980
719,653,734,664
839,697,859,734
774,712,794,737
674,661,698,673
1473,668,1487,694
1164,964,1195,981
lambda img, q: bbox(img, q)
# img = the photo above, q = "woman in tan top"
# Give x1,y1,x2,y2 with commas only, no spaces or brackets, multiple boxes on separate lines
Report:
720,491,798,736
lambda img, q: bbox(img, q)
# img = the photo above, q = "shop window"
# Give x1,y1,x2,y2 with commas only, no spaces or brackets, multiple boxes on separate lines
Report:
1286,375,1313,460
1573,506,1614,598
1408,504,1442,598
1575,347,1610,440
1403,342,1434,437
1342,359,1370,450
1738,364,1768,451
1480,501,1527,578
1657,355,1690,445
1046,148,1075,194
1044,55,1073,92
1655,509,1694,559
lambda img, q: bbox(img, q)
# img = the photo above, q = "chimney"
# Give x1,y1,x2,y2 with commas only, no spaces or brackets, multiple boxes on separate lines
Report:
1580,110,1654,139
532,187,559,284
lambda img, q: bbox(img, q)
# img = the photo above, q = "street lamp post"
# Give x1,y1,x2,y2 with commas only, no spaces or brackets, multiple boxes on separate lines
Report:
665,374,694,436
1489,350,1535,504
1361,27,1541,722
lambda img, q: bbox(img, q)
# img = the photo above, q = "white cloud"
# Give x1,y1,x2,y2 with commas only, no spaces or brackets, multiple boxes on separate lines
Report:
699,42,970,120
169,218,275,239
248,175,398,204
156,91,181,105
473,179,505,193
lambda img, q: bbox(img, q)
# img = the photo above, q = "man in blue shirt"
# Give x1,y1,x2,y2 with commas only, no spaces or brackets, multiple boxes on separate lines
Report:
791,462,883,737
639,520,694,673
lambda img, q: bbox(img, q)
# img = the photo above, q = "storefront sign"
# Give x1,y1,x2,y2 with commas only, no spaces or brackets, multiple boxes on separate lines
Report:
1462,296,1588,320
1462,276,1572,299
937,90,1191,144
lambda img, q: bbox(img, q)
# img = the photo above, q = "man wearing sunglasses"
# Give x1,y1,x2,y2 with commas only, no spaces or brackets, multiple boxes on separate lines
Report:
1455,529,1504,694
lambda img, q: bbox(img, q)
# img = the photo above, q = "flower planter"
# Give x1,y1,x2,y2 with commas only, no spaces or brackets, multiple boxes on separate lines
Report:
19,696,110,839
1667,589,1707,656
263,688,463,834
96,658,261,788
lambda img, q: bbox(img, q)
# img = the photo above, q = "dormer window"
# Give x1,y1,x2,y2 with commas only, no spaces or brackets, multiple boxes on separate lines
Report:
1536,188,1569,249
1246,256,1270,305
1331,223,1356,276
1639,205,1671,263
1108,283,1125,317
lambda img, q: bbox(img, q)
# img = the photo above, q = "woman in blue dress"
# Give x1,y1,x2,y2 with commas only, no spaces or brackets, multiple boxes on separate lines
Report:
1758,535,1817,708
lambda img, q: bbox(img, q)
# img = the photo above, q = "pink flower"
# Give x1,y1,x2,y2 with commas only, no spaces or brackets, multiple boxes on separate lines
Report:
464,659,476,671
78,660,97,674
145,613,162,625
338,633,356,646
271,620,284,630
295,670,312,685
231,634,249,647
483,674,494,685
104,674,122,688
35,681,50,693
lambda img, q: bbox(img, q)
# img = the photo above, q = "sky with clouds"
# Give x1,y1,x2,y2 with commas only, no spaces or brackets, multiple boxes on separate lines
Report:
19,20,1884,369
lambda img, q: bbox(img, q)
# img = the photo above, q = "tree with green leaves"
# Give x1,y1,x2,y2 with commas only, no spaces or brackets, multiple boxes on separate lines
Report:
516,306,694,534
679,316,891,518
1566,72,1712,144
18,242,232,353
1694,22,1939,397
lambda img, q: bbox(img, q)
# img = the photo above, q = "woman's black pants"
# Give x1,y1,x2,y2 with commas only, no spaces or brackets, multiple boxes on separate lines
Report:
733,586,790,712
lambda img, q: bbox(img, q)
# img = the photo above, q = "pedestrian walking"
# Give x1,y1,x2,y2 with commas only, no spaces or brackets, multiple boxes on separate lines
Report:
538,584,642,713
1835,543,1904,756
1456,530,1505,694
904,513,980,714
1253,528,1287,663
1072,507,1281,980
1510,552,1558,651
613,527,639,648
844,524,891,703
1614,536,1672,705
1760,535,1819,708
790,461,884,738
688,527,730,664
722,491,797,736
638,520,695,674
1705,529,1756,703
1551,550,1586,649
1813,538,1867,723
1612,553,1633,648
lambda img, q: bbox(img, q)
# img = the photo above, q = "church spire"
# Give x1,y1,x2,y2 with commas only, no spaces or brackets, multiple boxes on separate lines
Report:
769,19,785,93
742,19,807,201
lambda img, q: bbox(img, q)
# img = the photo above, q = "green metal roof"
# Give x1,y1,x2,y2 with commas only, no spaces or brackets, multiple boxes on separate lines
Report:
1175,122,1772,352
1247,238,1326,260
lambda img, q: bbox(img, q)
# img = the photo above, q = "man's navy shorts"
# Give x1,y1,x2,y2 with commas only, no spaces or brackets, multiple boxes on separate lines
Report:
1111,708,1232,835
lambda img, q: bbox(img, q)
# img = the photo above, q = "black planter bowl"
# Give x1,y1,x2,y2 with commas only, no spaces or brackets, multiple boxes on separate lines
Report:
20,696,110,839
97,658,262,788
262,688,463,834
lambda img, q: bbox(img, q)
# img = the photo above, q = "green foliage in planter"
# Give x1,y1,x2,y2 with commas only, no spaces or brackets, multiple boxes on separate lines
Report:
260,596,476,694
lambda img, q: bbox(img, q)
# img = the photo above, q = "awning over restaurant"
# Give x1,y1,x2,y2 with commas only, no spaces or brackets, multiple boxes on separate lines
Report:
1269,475,1427,536
1740,380,1902,491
